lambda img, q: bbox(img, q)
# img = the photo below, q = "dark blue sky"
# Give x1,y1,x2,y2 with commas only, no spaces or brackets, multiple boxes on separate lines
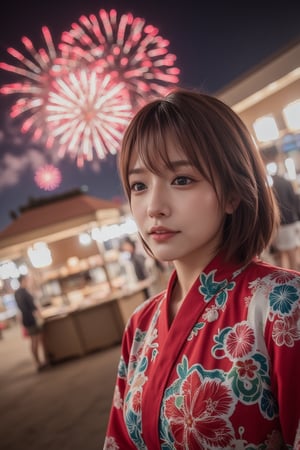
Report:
0,0,300,231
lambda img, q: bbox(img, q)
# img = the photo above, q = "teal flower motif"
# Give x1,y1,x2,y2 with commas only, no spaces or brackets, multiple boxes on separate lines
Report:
227,352,277,419
125,409,146,448
228,361,261,403
118,355,127,378
269,284,299,315
216,282,235,308
199,271,227,301
199,271,235,307
188,322,205,340
212,327,231,359
261,388,279,419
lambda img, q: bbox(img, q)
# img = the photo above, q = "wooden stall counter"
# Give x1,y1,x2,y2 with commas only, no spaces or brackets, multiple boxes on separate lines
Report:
72,298,124,354
44,313,84,363
115,281,148,326
42,282,150,363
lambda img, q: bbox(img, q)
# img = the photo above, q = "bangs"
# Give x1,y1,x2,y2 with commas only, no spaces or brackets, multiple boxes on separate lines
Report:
119,96,217,202
128,100,208,177
134,117,182,175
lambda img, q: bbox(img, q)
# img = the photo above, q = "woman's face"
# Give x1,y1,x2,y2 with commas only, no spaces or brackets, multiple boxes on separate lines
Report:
127,143,232,268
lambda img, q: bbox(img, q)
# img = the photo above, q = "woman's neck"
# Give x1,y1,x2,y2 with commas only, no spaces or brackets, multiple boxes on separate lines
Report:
168,252,218,323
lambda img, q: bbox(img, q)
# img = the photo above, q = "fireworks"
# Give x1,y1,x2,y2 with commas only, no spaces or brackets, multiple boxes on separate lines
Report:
34,164,62,191
0,27,59,146
0,9,180,166
46,70,132,167
60,9,180,109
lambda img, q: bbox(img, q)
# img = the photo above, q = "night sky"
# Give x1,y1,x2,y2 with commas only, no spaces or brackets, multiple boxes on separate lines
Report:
0,0,300,231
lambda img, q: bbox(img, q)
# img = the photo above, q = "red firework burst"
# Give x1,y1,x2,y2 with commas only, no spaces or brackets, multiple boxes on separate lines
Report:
0,27,61,146
60,9,180,109
0,9,180,166
34,165,62,191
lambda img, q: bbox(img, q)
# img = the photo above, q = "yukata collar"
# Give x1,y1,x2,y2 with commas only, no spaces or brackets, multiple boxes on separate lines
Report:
167,250,246,294
161,251,248,334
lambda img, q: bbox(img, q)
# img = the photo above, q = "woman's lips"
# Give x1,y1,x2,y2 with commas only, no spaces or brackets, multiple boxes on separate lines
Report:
149,227,178,242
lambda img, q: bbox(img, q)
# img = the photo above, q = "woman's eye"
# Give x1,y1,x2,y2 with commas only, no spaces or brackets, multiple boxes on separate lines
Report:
130,182,146,192
173,176,192,186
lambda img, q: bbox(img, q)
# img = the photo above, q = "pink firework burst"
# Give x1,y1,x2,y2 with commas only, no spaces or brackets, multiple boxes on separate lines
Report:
60,9,180,110
34,165,62,191
46,69,132,167
0,26,62,146
0,10,180,167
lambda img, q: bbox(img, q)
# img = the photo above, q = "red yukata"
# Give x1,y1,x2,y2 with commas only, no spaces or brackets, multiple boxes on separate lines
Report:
104,253,300,449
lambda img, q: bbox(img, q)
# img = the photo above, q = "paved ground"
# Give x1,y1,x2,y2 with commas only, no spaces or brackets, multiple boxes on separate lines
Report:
0,323,120,450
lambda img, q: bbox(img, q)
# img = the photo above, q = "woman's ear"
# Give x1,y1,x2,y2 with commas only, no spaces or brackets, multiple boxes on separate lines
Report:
225,193,240,214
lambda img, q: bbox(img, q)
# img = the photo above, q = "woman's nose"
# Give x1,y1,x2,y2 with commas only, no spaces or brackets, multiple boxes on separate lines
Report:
147,186,170,218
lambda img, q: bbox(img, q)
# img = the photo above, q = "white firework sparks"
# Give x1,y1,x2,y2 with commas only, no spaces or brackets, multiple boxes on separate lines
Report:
46,69,132,167
0,9,180,166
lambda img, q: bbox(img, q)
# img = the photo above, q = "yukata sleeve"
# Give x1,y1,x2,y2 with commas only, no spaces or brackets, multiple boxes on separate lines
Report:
103,323,136,449
264,275,300,448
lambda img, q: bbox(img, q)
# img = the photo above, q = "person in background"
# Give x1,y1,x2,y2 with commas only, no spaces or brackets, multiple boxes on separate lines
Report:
120,236,150,299
271,170,300,270
104,88,300,448
15,275,49,372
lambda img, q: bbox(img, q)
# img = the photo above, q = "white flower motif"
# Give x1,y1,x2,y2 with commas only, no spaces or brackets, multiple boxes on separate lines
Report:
103,436,119,449
203,305,219,322
113,385,123,409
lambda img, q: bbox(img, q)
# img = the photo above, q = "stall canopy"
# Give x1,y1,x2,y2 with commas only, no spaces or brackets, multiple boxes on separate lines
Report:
0,188,122,260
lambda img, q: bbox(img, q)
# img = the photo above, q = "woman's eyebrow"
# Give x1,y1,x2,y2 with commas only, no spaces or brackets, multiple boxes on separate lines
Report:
128,167,146,176
169,160,192,169
128,160,192,176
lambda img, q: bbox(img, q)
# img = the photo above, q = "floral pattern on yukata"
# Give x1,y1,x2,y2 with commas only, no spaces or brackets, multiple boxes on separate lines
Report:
251,271,300,348
160,356,236,449
213,321,277,419
104,262,300,449
122,303,161,448
269,278,300,348
188,270,237,339
103,436,120,449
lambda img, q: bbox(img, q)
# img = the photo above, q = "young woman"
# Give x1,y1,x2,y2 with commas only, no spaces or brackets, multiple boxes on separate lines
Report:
104,89,300,449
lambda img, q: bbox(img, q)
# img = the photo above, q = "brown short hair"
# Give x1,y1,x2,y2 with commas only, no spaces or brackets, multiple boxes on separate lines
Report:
118,88,279,264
